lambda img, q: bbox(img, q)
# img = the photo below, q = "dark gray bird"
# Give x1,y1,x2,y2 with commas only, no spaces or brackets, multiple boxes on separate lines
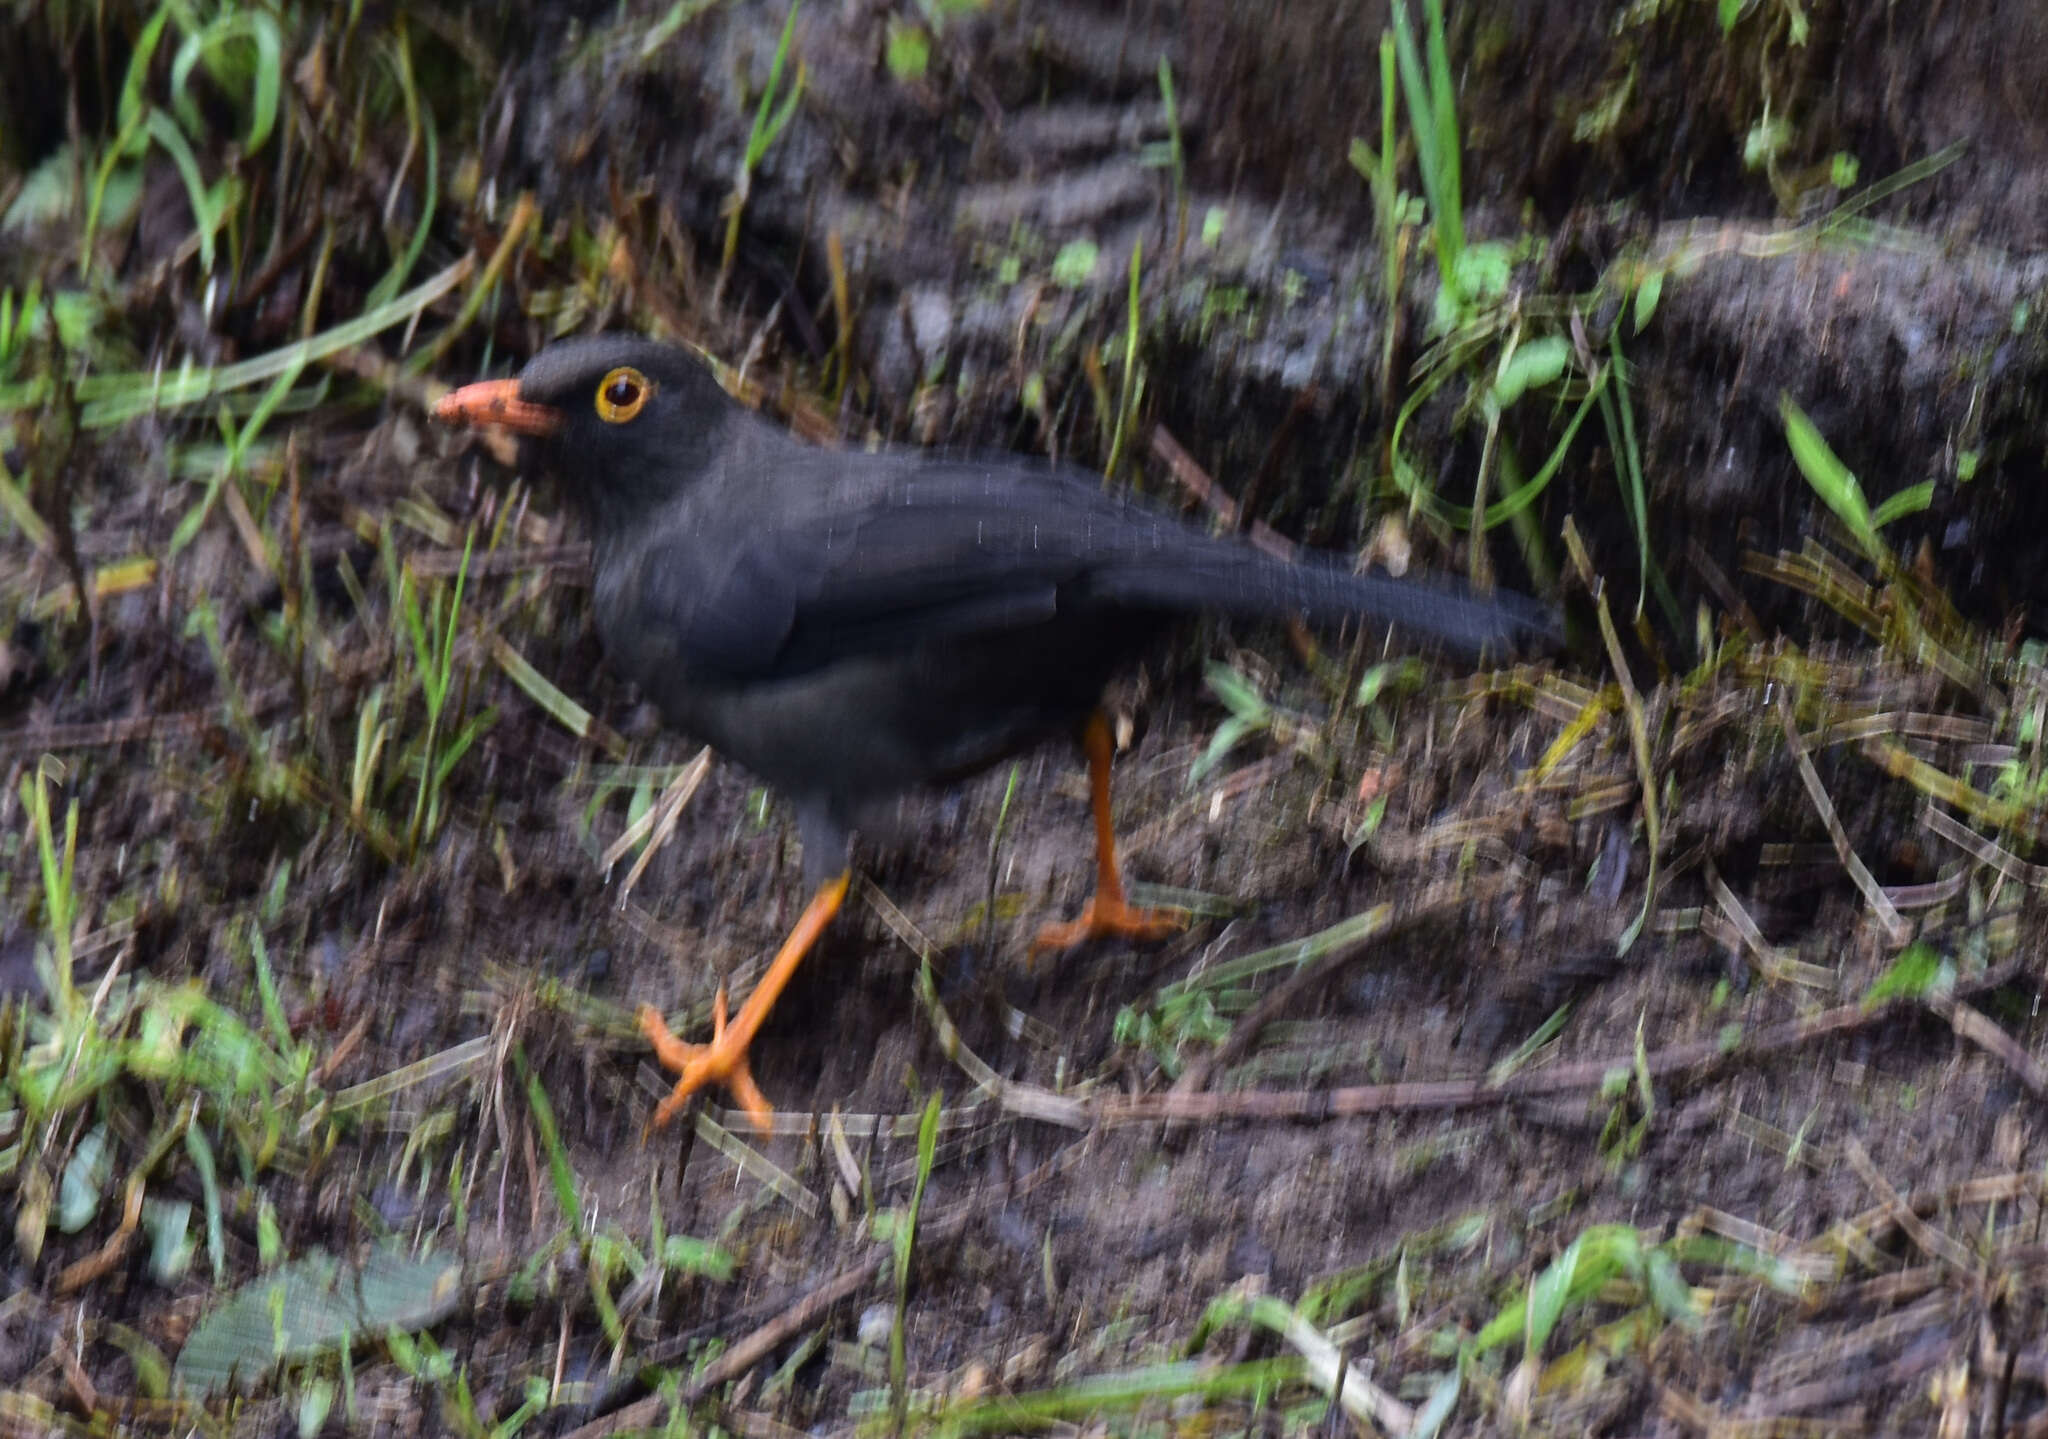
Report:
435,335,1556,1130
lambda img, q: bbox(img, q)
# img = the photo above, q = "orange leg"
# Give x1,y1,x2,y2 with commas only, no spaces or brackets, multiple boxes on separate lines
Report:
640,870,850,1135
1032,712,1184,953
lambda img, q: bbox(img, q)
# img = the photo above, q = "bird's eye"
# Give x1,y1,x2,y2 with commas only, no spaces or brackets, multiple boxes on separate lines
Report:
594,367,652,424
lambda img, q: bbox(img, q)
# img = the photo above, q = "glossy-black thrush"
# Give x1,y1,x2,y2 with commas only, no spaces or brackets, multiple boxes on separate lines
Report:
434,336,1556,1132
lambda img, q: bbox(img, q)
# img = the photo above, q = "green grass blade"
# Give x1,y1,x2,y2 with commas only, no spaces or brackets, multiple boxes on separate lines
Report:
1779,393,1879,558
0,257,472,422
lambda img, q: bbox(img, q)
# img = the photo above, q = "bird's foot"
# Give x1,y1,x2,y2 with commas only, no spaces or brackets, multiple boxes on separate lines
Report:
639,991,776,1135
1032,895,1184,954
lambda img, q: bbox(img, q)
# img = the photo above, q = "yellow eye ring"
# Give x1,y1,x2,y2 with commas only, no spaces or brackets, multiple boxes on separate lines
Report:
595,366,652,424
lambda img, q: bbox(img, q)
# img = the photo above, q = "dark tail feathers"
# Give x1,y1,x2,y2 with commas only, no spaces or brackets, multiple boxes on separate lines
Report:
1088,544,1560,657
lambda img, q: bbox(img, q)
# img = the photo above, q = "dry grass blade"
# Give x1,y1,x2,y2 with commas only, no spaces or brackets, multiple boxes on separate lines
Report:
1531,683,1615,779
1777,700,1912,943
686,1112,819,1218
0,709,210,751
1743,1289,1960,1421
408,541,588,578
1563,517,1660,951
329,1035,496,1115
1919,805,2048,887
0,455,54,550
1840,1135,1978,1276
858,877,1098,1126
411,192,538,373
609,747,714,903
1703,859,1805,983
1170,900,1406,1096
1930,996,2048,1098
1222,1291,1414,1433
491,634,629,757
1863,737,2035,835
1813,710,1995,747
25,555,158,623
1751,543,1886,634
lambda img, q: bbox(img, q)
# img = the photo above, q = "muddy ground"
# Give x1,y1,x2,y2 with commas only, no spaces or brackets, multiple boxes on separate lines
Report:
6,1,2048,1435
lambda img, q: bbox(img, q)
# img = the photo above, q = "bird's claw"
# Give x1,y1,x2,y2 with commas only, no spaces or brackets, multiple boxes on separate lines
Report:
639,992,776,1135
1032,896,1185,954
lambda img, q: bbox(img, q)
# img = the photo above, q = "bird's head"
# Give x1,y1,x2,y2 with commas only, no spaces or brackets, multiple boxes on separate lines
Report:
432,336,738,529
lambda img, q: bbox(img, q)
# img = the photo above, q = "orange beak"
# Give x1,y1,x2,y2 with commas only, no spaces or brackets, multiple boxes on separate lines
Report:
431,379,565,437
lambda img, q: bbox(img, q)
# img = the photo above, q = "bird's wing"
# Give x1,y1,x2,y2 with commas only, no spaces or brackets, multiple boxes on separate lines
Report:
630,457,1555,678
637,461,1175,678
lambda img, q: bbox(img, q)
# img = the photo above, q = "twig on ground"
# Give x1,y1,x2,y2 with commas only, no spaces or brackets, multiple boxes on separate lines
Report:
1149,425,1295,561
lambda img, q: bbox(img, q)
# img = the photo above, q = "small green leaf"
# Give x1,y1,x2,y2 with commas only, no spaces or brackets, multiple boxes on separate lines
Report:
118,6,177,134
1863,942,1953,1008
884,21,929,82
661,1236,737,1281
171,13,282,155
174,1249,462,1396
743,6,807,170
1050,239,1100,287
1353,795,1387,843
256,1195,283,1269
524,1068,583,1232
297,1378,336,1439
1201,206,1227,247
1743,114,1792,171
1453,241,1513,304
3,147,85,232
1492,335,1571,409
104,1324,174,1398
1633,271,1663,331
1410,1369,1462,1439
143,108,220,273
1203,662,1271,721
1358,664,1391,706
1645,1248,1700,1330
185,1123,226,1280
57,1125,114,1233
1522,1236,1586,1353
1779,394,1877,556
143,1198,196,1285
1869,481,1934,529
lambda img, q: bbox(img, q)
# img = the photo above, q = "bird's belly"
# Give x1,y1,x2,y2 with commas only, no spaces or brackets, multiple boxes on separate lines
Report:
664,657,1062,801
629,624,1151,810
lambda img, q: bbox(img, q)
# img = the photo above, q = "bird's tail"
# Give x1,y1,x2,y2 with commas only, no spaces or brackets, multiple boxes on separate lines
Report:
1088,542,1560,657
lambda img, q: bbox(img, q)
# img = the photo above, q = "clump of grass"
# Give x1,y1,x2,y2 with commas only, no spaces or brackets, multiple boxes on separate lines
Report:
1359,0,1668,619
386,526,494,856
717,4,807,301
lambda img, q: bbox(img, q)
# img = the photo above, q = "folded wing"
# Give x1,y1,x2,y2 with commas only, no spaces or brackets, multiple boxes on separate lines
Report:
632,460,1557,679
